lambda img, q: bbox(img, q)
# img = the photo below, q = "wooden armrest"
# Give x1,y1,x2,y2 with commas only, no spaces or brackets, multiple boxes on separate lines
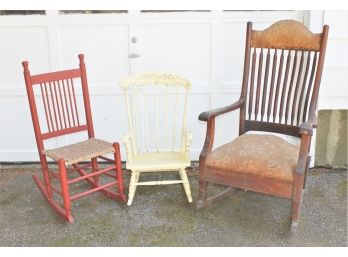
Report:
299,111,317,135
296,112,317,174
198,98,245,122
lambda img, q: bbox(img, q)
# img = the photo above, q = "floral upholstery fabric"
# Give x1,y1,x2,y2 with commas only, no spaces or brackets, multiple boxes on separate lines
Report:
206,134,300,182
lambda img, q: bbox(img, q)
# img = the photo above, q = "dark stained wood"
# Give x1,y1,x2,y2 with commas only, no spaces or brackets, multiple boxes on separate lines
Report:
248,48,257,120
285,50,298,124
291,51,305,125
197,187,236,209
279,50,292,123
267,49,277,122
239,22,252,135
196,21,329,230
254,48,263,120
244,120,301,137
309,25,329,112
198,99,244,122
261,48,271,121
297,51,311,126
273,49,284,122
206,168,294,199
302,52,318,123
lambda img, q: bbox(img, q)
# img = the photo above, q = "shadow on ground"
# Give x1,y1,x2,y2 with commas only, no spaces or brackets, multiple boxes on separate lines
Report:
0,164,347,246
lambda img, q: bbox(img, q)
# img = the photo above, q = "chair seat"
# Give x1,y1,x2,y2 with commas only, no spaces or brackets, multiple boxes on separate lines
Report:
126,152,190,171
43,138,114,165
206,134,300,182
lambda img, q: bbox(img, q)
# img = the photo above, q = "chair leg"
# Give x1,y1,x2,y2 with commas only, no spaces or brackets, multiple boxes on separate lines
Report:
179,169,193,203
113,143,127,202
40,155,53,198
291,200,300,232
197,166,208,209
58,159,73,223
127,170,139,206
291,173,305,232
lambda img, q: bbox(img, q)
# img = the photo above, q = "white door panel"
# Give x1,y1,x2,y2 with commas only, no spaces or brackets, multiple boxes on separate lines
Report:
0,11,314,161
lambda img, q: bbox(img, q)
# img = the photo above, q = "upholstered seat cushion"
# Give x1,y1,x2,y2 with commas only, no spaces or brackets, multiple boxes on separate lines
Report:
206,134,300,182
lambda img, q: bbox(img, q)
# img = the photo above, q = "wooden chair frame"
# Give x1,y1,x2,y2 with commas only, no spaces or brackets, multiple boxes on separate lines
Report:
197,20,329,231
22,54,126,223
120,73,193,205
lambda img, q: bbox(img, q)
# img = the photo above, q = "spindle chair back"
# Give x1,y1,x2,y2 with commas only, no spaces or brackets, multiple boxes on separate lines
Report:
120,73,193,205
23,54,126,223
197,20,329,232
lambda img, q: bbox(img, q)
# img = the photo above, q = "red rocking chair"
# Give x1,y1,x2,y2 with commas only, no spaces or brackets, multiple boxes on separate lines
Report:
22,54,127,223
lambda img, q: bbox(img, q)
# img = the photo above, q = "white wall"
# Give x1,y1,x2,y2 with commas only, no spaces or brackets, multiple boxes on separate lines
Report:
0,10,346,162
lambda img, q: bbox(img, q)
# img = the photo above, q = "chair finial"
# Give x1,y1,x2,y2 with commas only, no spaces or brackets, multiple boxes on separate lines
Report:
22,61,29,70
78,54,85,63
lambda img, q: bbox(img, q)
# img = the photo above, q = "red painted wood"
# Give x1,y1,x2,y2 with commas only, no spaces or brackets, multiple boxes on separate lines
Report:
31,68,81,84
22,54,127,223
40,83,52,132
41,125,88,140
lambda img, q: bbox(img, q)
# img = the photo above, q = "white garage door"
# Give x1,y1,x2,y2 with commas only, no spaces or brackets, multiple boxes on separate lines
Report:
0,10,305,161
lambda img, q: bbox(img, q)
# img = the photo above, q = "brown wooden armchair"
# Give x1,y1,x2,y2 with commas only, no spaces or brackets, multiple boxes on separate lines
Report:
197,20,329,231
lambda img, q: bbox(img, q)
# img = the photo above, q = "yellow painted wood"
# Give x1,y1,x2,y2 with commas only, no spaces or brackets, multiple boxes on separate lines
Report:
120,72,193,205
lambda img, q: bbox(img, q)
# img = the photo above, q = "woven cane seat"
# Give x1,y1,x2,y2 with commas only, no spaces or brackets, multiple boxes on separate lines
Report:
206,134,300,182
42,138,114,165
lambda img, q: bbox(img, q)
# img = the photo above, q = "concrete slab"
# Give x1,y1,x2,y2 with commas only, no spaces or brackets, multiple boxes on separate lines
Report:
0,165,347,246
315,110,347,169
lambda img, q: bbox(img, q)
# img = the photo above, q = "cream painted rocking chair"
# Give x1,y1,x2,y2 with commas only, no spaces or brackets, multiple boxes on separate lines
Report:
120,73,193,205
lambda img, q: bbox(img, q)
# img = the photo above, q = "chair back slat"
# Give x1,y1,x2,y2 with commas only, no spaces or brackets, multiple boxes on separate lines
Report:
260,48,271,121
172,85,180,151
56,80,67,129
254,48,263,120
248,48,257,120
290,51,305,125
267,49,278,122
302,52,318,123
30,69,81,84
69,78,80,127
272,49,284,122
155,85,159,152
284,50,299,124
48,81,60,131
164,85,169,146
40,83,52,132
296,51,311,125
144,89,149,151
240,20,328,137
61,79,71,128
